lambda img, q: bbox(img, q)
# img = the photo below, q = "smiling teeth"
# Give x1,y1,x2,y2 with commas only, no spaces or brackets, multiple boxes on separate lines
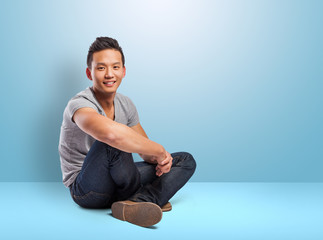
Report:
104,81,115,86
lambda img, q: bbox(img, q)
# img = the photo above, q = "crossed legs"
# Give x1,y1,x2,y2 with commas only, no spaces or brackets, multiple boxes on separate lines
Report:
69,140,196,224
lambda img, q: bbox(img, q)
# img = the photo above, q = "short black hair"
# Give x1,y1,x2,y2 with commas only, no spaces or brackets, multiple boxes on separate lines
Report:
87,37,125,69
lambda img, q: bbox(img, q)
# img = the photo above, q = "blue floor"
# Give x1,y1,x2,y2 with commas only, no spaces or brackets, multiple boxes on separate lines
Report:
1,182,322,240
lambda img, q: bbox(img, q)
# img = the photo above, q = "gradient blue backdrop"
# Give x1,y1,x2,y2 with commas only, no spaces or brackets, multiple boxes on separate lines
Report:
0,0,322,182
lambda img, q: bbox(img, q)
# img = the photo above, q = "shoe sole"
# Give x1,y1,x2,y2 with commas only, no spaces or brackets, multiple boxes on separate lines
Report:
111,201,162,227
161,202,172,212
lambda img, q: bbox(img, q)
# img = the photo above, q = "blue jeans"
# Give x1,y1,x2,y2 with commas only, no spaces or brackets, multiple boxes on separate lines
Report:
69,141,196,209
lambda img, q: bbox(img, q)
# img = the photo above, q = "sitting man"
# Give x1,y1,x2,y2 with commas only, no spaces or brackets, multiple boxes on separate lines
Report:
58,36,196,227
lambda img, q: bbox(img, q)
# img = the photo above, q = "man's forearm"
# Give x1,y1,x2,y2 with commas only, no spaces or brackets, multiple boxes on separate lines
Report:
103,122,165,159
139,154,158,164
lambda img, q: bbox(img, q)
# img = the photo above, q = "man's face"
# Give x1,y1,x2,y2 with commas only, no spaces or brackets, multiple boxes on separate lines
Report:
87,49,125,95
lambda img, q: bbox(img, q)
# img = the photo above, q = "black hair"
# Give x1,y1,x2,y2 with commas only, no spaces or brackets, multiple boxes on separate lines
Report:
87,37,125,68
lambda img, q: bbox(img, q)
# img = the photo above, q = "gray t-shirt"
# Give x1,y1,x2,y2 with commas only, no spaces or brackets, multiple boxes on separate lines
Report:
58,87,139,187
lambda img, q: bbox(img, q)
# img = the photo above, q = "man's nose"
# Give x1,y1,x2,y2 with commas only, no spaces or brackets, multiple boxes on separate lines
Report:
104,68,114,78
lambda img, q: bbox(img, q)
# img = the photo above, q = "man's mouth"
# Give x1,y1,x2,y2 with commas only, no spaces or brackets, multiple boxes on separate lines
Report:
103,81,116,87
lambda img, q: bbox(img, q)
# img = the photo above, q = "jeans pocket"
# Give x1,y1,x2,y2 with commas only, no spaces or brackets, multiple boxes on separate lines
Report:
72,191,112,209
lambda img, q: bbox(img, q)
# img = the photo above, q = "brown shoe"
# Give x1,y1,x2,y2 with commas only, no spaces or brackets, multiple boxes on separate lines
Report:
111,200,162,227
161,202,172,212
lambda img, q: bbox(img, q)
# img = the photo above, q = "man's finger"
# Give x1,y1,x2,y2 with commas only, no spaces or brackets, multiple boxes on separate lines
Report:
161,156,173,165
158,163,171,174
156,168,163,177
161,159,169,165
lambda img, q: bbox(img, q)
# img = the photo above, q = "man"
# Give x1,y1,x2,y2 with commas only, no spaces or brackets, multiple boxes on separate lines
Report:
58,37,196,227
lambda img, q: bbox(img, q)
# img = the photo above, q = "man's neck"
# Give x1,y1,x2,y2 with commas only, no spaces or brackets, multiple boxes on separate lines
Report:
91,87,116,109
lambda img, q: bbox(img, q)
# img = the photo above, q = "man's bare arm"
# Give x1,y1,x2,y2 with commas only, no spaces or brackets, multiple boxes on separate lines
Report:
73,108,165,161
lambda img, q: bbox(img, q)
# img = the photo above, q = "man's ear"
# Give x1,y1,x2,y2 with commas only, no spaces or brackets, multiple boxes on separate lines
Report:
86,68,92,80
123,66,126,78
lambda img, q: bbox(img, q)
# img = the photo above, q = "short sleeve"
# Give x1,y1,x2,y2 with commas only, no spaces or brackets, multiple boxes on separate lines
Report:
126,97,140,127
66,97,99,123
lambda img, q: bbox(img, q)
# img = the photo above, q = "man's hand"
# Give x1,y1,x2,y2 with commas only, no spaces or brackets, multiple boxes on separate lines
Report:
155,151,173,177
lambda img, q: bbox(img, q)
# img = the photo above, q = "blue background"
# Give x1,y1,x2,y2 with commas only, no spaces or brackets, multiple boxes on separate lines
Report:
0,0,322,182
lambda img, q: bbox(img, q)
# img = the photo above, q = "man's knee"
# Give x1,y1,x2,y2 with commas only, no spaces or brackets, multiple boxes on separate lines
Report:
173,152,197,172
93,140,121,153
90,140,127,163
183,152,197,172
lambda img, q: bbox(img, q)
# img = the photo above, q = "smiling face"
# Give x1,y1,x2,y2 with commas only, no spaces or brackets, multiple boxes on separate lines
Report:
86,49,126,96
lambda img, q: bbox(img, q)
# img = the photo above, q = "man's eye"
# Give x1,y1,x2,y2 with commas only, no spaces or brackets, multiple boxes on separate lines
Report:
114,66,120,69
97,67,105,70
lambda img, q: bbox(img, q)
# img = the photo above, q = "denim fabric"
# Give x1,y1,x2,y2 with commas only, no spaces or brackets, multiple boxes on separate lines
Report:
69,141,196,208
